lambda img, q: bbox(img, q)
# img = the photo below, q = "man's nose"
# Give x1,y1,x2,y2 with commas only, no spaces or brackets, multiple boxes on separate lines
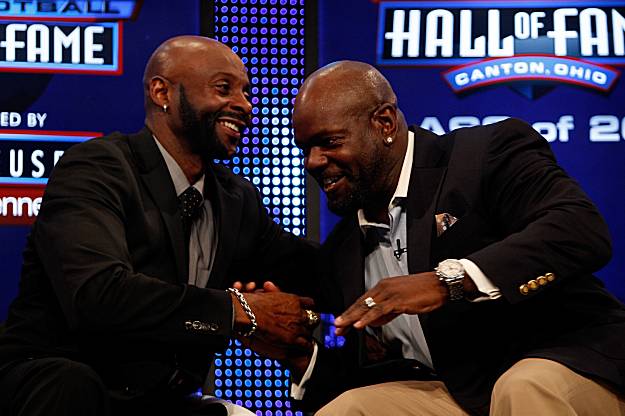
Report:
305,146,327,172
231,90,252,115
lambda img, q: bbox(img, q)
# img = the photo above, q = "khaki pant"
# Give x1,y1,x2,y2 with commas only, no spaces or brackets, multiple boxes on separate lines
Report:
316,358,625,416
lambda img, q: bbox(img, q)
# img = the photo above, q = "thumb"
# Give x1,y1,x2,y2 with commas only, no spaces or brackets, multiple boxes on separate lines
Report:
263,281,282,292
299,296,315,308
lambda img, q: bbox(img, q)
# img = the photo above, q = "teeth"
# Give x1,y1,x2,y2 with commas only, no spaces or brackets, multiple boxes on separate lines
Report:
323,177,340,186
220,121,240,132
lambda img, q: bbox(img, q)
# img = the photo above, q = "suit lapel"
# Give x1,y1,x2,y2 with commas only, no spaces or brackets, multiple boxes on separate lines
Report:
406,127,449,274
129,128,187,283
337,219,366,309
406,169,447,273
204,166,242,289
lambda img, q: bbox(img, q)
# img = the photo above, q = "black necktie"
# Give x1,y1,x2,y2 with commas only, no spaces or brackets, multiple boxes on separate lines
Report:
179,186,203,244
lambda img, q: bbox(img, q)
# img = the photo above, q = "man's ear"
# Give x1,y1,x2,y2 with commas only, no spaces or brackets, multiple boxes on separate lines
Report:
148,76,170,109
371,103,398,140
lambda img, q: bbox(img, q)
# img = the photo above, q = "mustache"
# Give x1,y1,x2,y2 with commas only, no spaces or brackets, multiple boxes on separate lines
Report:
215,110,250,126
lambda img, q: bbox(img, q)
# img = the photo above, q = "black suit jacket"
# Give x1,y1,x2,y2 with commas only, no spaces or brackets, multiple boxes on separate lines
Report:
0,128,316,396
299,118,625,412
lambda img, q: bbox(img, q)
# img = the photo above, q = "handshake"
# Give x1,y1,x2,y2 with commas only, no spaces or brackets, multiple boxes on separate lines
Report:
228,281,320,379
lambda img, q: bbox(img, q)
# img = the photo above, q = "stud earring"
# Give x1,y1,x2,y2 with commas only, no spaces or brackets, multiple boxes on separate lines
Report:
162,104,169,113
384,136,394,145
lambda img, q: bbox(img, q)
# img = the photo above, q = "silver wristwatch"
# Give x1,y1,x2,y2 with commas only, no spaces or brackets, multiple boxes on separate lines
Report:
435,259,465,301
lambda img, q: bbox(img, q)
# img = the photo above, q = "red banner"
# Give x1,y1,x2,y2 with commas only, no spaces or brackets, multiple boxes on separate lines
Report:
0,184,46,225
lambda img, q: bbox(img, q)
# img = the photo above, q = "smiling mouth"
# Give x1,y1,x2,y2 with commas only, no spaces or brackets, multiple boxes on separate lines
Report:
322,175,345,193
218,120,243,134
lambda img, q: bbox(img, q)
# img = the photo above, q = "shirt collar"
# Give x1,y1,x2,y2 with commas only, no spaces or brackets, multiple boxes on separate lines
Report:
357,130,414,230
153,135,204,197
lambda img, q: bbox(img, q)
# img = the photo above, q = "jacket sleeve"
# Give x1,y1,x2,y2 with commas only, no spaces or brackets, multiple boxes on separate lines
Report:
33,139,233,348
226,175,320,297
466,118,612,303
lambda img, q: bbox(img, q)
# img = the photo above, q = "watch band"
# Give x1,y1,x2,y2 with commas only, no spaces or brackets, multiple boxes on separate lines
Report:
445,278,464,301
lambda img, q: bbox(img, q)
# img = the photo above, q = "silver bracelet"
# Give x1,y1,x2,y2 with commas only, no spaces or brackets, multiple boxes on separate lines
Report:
226,287,257,337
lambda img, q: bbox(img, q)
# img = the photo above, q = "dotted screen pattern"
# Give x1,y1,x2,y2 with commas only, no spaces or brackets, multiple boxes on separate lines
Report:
215,0,307,237
211,0,306,414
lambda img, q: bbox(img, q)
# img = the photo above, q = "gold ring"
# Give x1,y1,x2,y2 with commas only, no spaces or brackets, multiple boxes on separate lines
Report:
305,309,320,327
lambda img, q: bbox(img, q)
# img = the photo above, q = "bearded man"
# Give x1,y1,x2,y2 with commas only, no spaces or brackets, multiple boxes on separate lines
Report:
0,36,317,416
287,60,625,415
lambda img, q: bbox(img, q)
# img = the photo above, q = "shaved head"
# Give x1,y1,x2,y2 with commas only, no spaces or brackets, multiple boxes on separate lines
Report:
143,36,244,109
293,60,408,219
143,36,251,166
294,61,396,121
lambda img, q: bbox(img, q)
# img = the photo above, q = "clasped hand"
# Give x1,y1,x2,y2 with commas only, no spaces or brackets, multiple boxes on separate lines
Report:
334,272,448,336
231,282,316,375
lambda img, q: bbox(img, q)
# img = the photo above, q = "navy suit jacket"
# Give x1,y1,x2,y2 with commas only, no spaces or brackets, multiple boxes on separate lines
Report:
299,118,625,413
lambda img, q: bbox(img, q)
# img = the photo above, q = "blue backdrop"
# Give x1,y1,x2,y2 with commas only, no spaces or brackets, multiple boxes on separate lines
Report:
317,0,625,302
0,1,307,414
0,1,204,318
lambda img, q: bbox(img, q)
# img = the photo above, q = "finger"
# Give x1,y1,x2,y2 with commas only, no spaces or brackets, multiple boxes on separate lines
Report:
289,317,315,337
353,306,392,329
292,335,314,351
335,325,351,336
245,281,257,292
298,296,315,308
263,281,281,292
366,312,400,328
232,281,243,290
335,307,390,335
254,330,312,351
334,297,370,328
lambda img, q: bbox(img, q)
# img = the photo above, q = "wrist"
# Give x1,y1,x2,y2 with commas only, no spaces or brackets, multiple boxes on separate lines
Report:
435,259,465,301
230,292,250,326
227,288,257,337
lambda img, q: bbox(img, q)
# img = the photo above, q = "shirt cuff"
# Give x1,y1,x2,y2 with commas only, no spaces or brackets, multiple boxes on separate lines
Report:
459,258,502,302
289,342,318,400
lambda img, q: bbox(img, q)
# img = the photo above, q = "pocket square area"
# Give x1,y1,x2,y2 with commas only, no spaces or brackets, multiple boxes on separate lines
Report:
435,213,458,237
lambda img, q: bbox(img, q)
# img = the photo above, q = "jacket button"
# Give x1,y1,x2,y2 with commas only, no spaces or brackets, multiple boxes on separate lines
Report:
537,276,548,286
519,284,530,295
528,280,539,291
545,272,556,282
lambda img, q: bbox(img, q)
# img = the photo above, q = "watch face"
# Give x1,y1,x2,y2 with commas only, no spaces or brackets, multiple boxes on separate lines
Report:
439,260,464,278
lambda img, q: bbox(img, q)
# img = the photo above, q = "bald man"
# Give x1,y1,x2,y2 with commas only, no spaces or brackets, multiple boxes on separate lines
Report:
0,36,317,416
282,61,625,415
